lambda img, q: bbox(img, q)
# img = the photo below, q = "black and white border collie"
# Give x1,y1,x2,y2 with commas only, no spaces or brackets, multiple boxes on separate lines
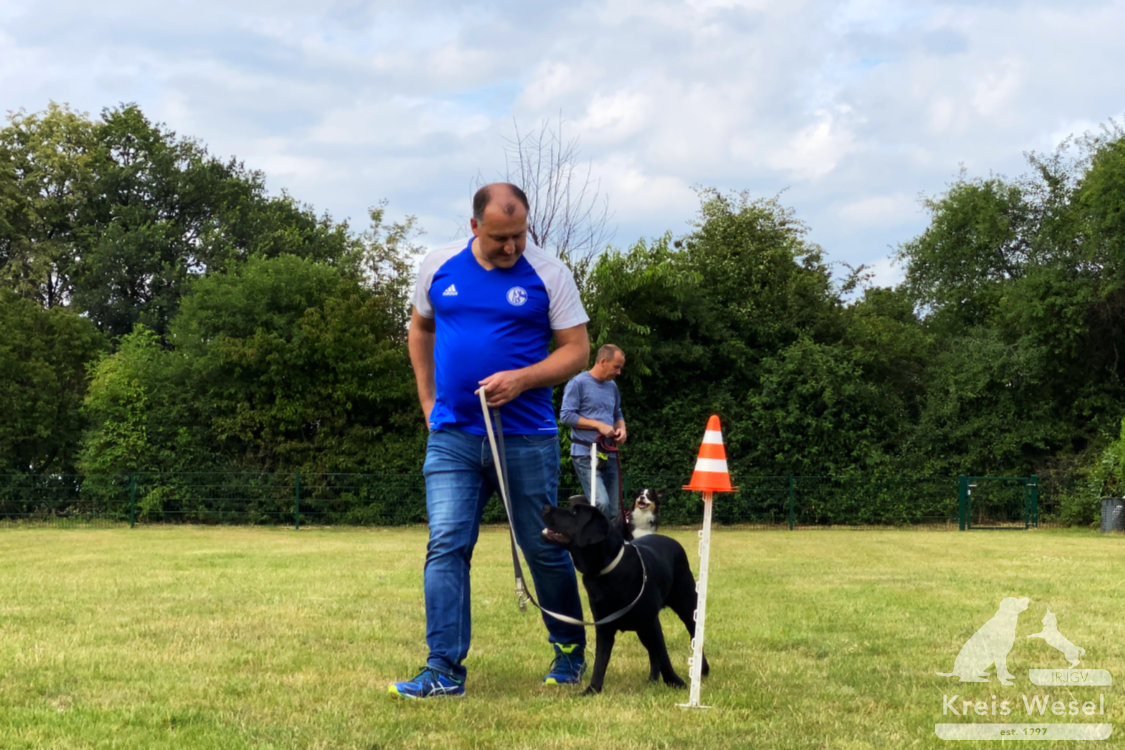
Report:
625,488,662,539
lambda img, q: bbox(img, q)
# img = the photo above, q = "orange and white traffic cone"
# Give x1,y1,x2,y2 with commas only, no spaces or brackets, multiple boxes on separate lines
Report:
679,415,736,710
684,414,736,493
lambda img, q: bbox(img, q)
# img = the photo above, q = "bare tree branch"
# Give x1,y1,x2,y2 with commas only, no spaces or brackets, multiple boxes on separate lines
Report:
499,115,614,277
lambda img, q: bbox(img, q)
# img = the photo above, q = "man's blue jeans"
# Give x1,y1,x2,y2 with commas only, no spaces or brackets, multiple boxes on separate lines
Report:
572,451,621,526
422,429,586,680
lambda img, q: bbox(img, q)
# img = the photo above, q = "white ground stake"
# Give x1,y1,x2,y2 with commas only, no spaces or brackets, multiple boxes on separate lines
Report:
679,489,713,710
589,441,599,506
678,414,734,710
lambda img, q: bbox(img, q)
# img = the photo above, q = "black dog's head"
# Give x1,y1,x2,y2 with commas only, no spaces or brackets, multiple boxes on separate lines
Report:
541,500,623,576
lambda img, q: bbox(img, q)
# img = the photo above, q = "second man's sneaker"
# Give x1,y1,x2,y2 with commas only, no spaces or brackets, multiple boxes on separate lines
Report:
388,667,465,699
543,643,586,685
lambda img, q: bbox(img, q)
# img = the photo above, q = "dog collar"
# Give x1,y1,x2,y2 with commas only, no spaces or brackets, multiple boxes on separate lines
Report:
599,544,627,576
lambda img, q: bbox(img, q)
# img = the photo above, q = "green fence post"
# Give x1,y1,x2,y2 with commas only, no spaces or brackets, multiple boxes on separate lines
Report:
294,472,301,531
129,473,136,529
1029,475,1039,528
788,474,795,530
958,475,967,531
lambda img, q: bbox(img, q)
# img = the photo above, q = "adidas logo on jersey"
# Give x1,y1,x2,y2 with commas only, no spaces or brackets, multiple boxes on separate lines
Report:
442,284,458,297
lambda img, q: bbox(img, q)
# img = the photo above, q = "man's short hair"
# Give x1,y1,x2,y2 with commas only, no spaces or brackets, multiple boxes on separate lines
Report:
596,344,623,363
473,183,530,222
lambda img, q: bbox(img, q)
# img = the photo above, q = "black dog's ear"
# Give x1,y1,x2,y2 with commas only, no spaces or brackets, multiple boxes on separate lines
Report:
572,503,609,545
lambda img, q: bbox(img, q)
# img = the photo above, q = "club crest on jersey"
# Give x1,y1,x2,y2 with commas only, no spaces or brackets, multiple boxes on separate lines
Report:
506,286,529,306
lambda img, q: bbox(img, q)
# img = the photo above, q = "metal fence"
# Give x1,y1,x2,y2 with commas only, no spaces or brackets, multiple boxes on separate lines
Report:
0,471,1066,529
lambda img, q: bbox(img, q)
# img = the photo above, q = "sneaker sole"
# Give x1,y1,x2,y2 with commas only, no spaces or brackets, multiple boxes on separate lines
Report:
387,684,465,699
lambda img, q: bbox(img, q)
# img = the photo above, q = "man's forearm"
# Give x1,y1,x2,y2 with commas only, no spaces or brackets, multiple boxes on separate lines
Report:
408,309,437,420
518,341,588,390
478,324,589,408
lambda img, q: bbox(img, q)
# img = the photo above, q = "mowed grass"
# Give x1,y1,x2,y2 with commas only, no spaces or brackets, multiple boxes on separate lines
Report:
0,524,1122,749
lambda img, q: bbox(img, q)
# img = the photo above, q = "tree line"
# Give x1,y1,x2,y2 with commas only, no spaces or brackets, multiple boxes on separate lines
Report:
2,104,1124,525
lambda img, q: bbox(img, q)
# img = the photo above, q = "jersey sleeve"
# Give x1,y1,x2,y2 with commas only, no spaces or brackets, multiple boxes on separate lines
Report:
412,239,466,318
522,245,589,330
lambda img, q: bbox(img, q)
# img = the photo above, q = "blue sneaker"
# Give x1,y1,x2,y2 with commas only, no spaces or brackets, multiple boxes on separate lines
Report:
543,643,586,685
388,667,465,699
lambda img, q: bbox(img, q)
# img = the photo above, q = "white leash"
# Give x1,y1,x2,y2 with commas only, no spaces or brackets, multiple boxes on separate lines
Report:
589,440,598,509
478,387,530,610
478,387,648,628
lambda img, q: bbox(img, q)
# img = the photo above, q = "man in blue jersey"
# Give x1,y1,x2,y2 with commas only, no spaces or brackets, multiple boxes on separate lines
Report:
389,183,589,699
560,344,628,527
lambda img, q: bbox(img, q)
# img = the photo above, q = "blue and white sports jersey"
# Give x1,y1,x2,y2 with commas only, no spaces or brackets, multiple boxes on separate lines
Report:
413,238,588,435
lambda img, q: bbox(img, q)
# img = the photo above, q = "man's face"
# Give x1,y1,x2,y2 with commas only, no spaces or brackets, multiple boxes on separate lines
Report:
596,352,625,381
470,199,529,270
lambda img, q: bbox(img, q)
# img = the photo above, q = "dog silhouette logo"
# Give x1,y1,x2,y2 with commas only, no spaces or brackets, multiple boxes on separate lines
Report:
1028,609,1086,668
937,596,1030,687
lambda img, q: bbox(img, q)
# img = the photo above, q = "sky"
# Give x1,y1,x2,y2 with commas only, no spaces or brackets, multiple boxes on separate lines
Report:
3,0,1124,290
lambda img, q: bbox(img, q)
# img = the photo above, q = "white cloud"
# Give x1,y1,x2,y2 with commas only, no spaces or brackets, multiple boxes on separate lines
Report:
863,254,905,289
970,57,1025,124
3,0,1124,277
836,193,919,227
519,61,595,110
575,90,652,144
589,154,698,241
765,108,858,181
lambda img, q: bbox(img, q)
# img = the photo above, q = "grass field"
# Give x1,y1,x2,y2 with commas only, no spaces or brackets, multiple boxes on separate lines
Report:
0,524,1121,749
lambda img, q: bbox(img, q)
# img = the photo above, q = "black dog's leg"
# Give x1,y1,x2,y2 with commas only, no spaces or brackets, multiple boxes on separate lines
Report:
584,626,618,695
635,619,684,687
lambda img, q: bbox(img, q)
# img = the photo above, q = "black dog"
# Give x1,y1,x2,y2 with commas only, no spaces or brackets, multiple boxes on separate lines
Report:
540,501,709,694
625,488,662,539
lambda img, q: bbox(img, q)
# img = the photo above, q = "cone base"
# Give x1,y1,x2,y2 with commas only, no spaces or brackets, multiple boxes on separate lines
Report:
682,486,737,493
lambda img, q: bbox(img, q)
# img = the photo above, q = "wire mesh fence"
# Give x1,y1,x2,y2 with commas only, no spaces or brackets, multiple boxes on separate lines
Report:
0,470,1078,529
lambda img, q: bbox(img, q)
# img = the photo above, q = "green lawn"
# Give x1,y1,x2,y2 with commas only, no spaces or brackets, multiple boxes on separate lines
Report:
0,525,1121,749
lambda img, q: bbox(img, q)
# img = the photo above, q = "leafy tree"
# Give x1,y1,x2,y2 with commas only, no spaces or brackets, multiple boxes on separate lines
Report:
897,129,1125,477
2,103,364,340
359,201,424,338
0,103,97,308
905,327,1059,476
681,189,839,364
748,337,890,475
581,233,711,476
168,254,419,474
1069,129,1125,423
1074,128,1125,288
78,105,363,339
584,233,702,381
80,254,421,479
583,190,845,481
79,325,205,475
0,289,106,473
840,286,929,428
898,176,1030,331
